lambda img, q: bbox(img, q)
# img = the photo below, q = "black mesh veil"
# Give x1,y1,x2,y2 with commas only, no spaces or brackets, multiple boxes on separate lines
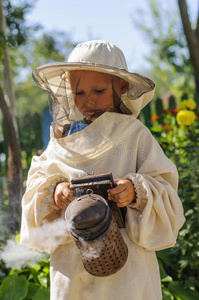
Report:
32,59,156,139
38,71,133,138
41,71,84,137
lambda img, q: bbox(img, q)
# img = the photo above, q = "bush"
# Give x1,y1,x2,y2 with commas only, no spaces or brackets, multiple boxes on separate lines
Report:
0,259,50,300
151,99,199,299
0,236,50,300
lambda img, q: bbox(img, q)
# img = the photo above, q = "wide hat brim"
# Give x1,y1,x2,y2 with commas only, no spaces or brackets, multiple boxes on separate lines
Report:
32,62,155,118
33,62,154,95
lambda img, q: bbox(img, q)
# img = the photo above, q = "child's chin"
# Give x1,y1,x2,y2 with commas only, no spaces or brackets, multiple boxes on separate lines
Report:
87,111,106,120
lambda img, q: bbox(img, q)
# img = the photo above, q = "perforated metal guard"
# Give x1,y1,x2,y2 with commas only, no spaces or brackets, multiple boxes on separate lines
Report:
75,218,128,277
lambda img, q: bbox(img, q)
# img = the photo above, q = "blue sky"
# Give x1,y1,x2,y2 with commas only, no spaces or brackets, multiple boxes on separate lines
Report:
26,0,198,73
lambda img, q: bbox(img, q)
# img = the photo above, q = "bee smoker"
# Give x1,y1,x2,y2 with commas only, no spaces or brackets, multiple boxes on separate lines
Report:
65,173,128,277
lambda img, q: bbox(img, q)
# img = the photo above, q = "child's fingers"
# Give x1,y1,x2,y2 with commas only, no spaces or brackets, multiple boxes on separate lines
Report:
54,182,74,209
109,194,132,207
116,199,132,207
62,189,74,201
55,195,74,209
108,185,125,196
107,178,135,206
108,189,129,205
108,188,127,200
56,199,68,210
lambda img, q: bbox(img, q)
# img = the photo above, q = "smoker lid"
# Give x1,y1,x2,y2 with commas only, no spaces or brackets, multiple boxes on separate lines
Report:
66,195,107,229
65,194,112,240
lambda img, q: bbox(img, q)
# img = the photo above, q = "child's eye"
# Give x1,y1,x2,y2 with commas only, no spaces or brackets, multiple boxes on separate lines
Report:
74,91,84,96
95,89,105,93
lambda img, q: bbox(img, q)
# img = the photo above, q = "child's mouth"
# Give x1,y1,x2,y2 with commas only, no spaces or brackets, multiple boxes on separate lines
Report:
87,110,97,114
85,110,105,119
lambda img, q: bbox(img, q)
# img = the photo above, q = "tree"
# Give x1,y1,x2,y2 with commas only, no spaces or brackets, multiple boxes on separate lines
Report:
14,31,77,117
133,0,197,99
0,87,23,235
177,0,199,94
0,1,77,237
0,0,37,235
0,0,37,131
0,0,18,133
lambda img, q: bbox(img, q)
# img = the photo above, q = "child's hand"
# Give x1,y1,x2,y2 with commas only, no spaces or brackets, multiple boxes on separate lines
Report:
54,182,74,209
107,178,135,207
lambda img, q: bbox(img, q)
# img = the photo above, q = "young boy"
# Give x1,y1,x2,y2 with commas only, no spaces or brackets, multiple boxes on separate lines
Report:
20,40,185,300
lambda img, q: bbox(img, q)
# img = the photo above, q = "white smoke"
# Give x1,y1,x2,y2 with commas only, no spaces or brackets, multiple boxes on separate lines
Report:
80,239,105,259
26,218,72,252
0,217,75,270
0,239,47,269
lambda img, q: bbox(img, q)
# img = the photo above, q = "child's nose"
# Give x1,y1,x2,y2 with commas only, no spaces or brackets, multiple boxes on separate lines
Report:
86,92,96,105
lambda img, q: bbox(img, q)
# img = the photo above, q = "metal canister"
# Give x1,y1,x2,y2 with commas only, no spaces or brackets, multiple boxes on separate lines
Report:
65,192,128,277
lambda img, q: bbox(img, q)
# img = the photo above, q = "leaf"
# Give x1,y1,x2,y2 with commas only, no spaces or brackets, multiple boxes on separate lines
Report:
26,282,40,299
0,274,28,300
159,260,173,282
37,273,48,288
15,233,21,244
168,281,199,300
162,287,174,300
32,287,50,300
179,259,189,269
184,277,196,290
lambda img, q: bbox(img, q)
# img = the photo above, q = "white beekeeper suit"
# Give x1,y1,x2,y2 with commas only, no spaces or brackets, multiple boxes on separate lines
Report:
20,40,185,300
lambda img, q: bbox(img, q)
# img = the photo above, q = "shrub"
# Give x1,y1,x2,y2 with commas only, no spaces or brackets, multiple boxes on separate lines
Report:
0,236,50,300
151,99,199,299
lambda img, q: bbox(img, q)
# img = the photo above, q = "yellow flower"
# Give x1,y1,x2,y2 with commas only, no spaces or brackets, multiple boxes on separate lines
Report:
186,99,197,110
179,99,196,110
179,100,188,110
176,110,196,126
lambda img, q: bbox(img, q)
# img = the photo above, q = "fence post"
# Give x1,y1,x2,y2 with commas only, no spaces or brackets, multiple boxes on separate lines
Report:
168,95,177,110
142,102,152,128
194,92,199,105
181,93,188,101
155,97,164,114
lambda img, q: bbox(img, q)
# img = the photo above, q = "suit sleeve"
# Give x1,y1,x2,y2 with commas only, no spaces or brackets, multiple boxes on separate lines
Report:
124,128,185,251
20,151,73,252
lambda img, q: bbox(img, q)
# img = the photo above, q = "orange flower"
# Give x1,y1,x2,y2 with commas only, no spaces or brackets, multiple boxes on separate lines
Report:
173,108,180,114
163,124,172,131
159,109,170,114
151,115,160,121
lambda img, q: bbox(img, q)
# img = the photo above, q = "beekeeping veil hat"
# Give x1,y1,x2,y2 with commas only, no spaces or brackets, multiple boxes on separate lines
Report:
32,40,155,131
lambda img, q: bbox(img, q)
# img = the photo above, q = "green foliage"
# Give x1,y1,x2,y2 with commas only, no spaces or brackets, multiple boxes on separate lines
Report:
1,0,77,118
0,258,50,300
3,0,40,47
1,96,199,299
0,1,198,297
0,274,28,300
0,32,6,60
18,112,43,170
9,31,77,119
134,0,195,98
1,111,44,175
151,97,199,299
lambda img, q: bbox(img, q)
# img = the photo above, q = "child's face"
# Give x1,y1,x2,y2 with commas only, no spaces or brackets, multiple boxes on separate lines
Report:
69,70,128,121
